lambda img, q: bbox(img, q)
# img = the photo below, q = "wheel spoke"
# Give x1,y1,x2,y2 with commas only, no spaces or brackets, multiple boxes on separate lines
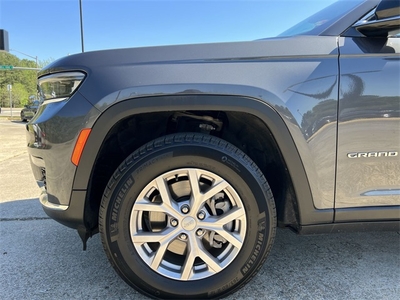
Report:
215,206,245,225
199,207,245,249
212,230,243,249
155,177,179,212
189,169,230,213
134,175,180,217
180,233,222,279
201,207,245,230
132,226,179,244
150,239,170,269
182,231,201,278
188,169,202,211
196,238,222,273
201,180,229,203
134,198,168,213
181,247,196,280
134,198,179,218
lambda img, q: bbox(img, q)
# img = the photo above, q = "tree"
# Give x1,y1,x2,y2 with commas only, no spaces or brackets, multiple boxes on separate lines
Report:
0,52,42,107
11,82,30,106
39,57,56,68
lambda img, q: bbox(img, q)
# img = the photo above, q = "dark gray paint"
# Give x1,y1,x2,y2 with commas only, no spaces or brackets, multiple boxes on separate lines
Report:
336,36,400,208
27,0,400,231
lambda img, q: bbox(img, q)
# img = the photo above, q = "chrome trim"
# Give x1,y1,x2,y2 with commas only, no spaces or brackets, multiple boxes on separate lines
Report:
39,189,68,211
353,9,376,26
353,15,400,27
361,189,400,196
41,97,69,104
38,71,86,103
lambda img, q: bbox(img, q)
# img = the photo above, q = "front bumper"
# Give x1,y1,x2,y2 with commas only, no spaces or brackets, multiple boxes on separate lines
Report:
26,92,98,228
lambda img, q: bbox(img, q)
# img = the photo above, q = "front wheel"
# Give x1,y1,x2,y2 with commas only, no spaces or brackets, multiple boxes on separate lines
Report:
99,133,276,299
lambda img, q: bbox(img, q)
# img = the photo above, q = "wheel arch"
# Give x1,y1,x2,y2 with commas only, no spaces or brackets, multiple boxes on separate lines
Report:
74,94,332,232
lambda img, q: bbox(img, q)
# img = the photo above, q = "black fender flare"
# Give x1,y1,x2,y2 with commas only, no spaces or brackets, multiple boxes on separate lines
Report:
74,94,333,226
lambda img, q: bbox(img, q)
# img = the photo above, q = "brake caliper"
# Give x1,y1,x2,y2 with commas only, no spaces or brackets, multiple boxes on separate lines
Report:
206,193,231,248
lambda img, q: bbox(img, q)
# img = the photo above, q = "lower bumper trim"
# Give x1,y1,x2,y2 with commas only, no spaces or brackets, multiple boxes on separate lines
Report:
40,189,87,230
40,189,68,211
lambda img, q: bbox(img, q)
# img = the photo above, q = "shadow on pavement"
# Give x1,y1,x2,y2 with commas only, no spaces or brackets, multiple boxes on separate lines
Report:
1,198,399,299
0,198,47,220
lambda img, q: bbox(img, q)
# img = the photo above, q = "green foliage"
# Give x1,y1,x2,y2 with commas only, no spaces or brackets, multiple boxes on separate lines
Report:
0,52,54,107
39,57,56,69
12,82,30,106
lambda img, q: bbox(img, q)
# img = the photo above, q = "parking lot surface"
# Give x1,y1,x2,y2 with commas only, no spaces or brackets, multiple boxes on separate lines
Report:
1,119,399,299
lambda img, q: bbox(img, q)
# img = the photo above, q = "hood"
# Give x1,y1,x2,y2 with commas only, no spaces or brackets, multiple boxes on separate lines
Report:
39,35,338,76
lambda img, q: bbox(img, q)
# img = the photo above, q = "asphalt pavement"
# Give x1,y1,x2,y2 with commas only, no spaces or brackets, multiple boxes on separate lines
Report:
1,119,399,300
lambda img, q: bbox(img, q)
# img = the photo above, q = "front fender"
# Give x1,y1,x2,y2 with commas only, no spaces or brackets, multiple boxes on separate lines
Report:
74,92,333,225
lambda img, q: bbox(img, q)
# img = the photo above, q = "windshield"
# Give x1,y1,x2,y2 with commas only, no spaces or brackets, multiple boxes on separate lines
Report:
278,0,365,37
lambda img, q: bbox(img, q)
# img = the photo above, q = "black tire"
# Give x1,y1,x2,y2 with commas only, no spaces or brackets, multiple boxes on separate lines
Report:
21,112,26,122
99,133,276,299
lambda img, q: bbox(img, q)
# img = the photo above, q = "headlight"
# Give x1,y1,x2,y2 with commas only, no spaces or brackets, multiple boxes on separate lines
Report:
38,71,86,103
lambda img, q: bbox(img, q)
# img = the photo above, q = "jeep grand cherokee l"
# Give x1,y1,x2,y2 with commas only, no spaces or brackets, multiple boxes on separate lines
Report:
27,0,399,298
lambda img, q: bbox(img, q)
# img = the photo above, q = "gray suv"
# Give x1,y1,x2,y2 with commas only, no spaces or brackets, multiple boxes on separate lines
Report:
27,0,399,298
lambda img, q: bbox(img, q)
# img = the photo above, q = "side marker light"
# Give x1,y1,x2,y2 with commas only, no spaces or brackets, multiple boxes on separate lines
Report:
71,128,91,166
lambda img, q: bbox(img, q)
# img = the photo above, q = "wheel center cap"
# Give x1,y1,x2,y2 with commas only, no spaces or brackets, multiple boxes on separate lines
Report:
182,217,196,231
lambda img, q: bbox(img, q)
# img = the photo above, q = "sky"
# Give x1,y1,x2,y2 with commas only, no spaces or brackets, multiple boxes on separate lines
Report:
1,0,336,64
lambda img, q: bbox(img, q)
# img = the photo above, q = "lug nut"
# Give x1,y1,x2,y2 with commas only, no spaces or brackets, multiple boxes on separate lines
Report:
170,219,178,227
180,233,188,240
181,205,190,214
196,229,204,236
197,211,206,220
